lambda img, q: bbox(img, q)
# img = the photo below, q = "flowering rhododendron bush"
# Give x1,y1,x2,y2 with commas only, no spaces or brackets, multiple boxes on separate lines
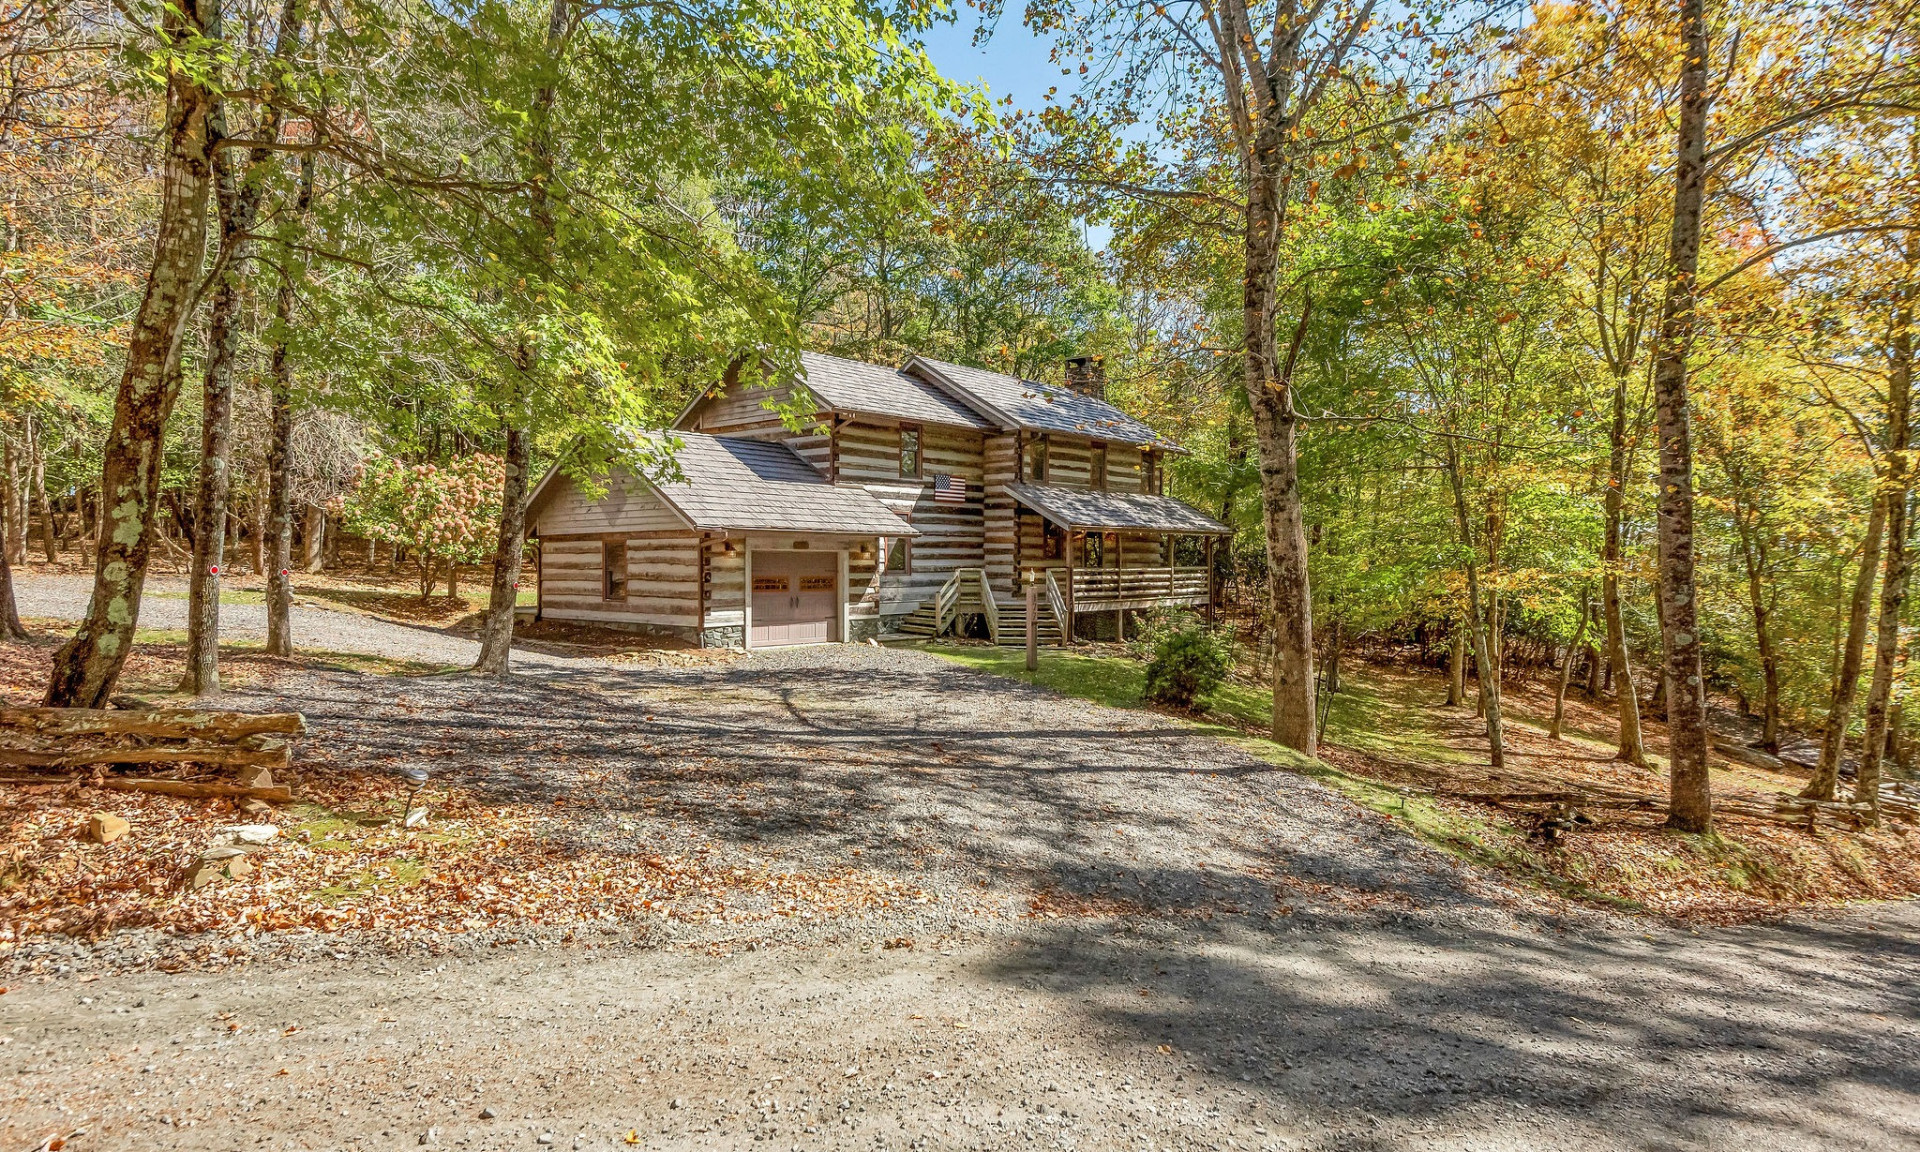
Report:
344,453,503,599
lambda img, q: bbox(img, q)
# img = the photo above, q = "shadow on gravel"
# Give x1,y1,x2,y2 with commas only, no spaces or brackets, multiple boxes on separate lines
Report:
986,914,1920,1147
245,654,1474,927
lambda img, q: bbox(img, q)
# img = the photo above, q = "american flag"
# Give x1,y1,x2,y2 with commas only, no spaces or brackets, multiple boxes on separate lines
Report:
933,473,967,503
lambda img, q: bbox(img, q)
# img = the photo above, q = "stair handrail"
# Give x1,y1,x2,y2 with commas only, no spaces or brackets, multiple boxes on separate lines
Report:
968,568,999,643
1044,570,1070,646
933,570,962,636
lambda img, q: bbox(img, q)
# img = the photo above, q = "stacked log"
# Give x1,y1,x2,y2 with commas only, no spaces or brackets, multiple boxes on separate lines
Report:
0,708,305,801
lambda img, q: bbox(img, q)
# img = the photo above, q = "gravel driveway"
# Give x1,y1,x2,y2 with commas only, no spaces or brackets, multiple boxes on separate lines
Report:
6,575,1918,1149
14,573,589,670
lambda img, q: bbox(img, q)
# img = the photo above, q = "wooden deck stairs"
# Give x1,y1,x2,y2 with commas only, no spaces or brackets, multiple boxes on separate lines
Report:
885,568,1065,646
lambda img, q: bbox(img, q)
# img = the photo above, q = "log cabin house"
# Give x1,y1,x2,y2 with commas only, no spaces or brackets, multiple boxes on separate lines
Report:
523,351,1231,648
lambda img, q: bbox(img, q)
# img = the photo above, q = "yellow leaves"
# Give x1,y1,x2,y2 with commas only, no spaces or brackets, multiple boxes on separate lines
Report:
624,1132,640,1145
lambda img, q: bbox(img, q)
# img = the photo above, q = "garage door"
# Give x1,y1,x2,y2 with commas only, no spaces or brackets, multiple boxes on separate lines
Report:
749,551,838,647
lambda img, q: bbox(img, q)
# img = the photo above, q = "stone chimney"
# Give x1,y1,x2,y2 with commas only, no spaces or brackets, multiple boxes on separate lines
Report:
1064,355,1106,400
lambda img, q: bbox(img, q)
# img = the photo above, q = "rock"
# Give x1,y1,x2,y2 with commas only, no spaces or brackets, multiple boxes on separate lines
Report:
87,813,130,845
236,766,275,789
537,1133,555,1146
404,807,429,829
478,1107,496,1120
216,824,279,847
185,848,254,890
239,798,274,817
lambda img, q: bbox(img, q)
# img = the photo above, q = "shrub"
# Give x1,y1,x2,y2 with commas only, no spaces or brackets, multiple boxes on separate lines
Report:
1143,624,1233,709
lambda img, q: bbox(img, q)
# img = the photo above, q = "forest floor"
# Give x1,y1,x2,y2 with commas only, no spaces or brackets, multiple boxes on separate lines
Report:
4,571,1919,1149
929,645,1920,923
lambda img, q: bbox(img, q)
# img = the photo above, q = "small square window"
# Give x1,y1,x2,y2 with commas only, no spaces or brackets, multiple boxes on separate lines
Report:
900,427,921,478
885,535,912,574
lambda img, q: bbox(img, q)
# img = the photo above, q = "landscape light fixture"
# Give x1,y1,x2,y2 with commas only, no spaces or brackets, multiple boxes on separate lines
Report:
399,766,430,820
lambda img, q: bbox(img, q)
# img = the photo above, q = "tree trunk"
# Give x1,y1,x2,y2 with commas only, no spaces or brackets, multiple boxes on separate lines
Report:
251,465,268,576
1806,494,1887,800
1550,600,1592,741
1446,626,1466,706
1603,371,1649,766
300,504,324,572
471,0,562,676
263,150,314,658
183,131,250,694
1649,0,1713,831
44,0,220,708
3,437,24,566
1446,442,1505,770
1584,637,1602,698
28,416,54,563
0,496,28,641
474,429,531,673
1244,294,1317,750
1855,259,1915,816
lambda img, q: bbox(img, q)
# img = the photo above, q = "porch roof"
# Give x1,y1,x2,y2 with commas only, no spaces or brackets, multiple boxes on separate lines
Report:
1007,483,1231,536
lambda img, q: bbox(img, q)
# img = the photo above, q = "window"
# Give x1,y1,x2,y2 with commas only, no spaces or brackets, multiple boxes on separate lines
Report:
1043,523,1066,560
1023,434,1049,482
1143,451,1161,494
899,426,921,478
1082,532,1103,568
885,535,912,574
1090,443,1108,490
602,540,627,600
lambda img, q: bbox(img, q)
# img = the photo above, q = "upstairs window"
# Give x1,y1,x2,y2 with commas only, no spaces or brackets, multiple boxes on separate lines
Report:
1023,434,1049,483
1090,443,1108,490
1143,451,1161,495
899,426,922,478
602,540,627,600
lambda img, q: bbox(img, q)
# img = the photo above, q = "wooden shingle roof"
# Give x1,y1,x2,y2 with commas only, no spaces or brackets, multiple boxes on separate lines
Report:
796,351,994,430
1007,483,1230,535
638,432,916,536
909,357,1180,451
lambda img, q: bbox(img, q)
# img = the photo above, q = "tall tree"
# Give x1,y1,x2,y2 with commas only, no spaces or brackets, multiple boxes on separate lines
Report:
45,0,223,707
1648,0,1714,831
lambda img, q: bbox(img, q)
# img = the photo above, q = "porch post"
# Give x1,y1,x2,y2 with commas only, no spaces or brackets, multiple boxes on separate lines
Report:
1066,532,1079,643
1205,536,1217,625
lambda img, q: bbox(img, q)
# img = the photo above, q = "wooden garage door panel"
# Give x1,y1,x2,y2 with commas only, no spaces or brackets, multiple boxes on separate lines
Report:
750,552,837,646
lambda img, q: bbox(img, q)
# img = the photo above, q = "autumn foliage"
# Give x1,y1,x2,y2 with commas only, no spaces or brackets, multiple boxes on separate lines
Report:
343,454,503,600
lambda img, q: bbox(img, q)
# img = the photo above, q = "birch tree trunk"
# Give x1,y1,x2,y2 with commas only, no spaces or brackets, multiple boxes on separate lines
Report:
1649,0,1714,830
44,0,221,708
1855,262,1915,816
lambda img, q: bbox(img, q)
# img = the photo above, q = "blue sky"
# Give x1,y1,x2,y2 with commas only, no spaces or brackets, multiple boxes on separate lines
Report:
916,12,1062,116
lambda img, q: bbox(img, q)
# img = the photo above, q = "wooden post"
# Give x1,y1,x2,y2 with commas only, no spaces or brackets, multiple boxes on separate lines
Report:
1116,605,1125,642
1025,575,1038,672
1066,534,1079,643
1205,536,1217,625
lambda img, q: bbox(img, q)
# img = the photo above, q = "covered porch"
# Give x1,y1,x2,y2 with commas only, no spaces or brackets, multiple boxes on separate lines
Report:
1005,483,1232,644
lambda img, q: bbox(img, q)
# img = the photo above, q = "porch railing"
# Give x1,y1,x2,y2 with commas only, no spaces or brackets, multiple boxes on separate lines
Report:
1070,566,1208,605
